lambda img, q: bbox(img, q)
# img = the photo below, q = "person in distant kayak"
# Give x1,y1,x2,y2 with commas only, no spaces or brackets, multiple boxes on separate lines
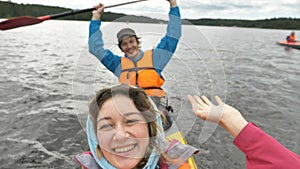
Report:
88,0,181,130
286,31,296,42
75,84,300,168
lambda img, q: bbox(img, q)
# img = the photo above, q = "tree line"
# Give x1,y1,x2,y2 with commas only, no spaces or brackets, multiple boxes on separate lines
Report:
1,1,299,30
0,1,162,23
185,18,300,30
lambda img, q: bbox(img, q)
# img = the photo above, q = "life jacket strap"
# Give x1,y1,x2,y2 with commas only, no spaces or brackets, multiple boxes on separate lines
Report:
121,67,155,72
142,86,163,90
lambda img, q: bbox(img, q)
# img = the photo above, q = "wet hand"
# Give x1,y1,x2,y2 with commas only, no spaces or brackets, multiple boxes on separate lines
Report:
166,0,177,7
187,95,225,124
187,95,248,138
92,3,105,20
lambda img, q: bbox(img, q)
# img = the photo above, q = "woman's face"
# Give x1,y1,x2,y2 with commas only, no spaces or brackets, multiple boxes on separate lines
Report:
97,95,150,169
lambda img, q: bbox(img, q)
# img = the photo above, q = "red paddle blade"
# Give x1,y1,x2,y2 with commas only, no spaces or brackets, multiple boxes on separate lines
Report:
0,16,43,31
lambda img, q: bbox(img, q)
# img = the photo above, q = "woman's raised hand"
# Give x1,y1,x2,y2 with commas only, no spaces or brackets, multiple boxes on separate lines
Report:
187,95,248,138
187,95,225,123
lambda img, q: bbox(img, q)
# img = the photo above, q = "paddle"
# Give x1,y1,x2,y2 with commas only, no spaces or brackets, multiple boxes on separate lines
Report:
0,0,148,31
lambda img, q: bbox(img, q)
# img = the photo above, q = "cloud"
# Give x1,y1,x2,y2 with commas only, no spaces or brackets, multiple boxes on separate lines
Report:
181,3,226,11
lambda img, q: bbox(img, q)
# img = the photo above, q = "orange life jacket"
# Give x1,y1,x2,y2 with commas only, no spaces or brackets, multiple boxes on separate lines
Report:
119,50,166,97
287,35,296,42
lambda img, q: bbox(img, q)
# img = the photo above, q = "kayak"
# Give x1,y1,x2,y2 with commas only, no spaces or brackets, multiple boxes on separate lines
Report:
276,41,300,50
166,130,198,168
165,114,198,169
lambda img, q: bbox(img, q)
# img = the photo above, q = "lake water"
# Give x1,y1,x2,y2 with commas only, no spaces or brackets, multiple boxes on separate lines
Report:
0,19,299,168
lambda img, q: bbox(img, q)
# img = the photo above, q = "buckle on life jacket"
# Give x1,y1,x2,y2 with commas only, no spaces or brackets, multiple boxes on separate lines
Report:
150,96,173,131
162,108,173,131
158,97,173,131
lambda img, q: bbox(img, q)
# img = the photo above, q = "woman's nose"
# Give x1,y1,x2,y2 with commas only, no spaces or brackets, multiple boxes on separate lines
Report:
113,124,129,141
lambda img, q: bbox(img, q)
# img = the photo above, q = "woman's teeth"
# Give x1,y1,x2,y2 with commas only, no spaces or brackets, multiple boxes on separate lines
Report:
114,145,135,153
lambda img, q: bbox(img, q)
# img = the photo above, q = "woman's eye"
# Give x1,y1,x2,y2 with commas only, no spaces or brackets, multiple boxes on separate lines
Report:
126,119,139,125
99,124,113,130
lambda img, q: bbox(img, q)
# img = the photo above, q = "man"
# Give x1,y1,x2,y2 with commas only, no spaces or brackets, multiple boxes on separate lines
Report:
88,0,181,130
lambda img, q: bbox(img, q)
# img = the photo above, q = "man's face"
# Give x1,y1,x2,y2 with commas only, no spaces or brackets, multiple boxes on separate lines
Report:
120,36,140,60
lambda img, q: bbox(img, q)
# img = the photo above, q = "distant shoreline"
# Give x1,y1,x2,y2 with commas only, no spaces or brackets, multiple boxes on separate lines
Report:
0,1,299,30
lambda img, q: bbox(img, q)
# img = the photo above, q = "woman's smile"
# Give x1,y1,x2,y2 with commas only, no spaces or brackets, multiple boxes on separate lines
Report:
112,144,137,155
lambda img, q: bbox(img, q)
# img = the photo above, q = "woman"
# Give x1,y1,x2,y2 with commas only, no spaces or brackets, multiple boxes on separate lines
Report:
75,84,198,169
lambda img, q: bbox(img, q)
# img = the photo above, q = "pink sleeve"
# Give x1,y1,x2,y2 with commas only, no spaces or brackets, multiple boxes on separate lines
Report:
233,122,300,169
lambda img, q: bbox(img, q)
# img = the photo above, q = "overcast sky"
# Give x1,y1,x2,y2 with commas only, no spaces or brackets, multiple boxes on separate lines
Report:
2,0,300,20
